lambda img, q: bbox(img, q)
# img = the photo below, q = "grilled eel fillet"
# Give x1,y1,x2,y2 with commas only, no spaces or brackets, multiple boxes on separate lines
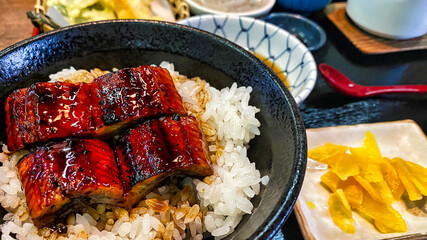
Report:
6,65,185,151
17,139,123,228
5,83,93,151
17,116,212,227
116,115,213,208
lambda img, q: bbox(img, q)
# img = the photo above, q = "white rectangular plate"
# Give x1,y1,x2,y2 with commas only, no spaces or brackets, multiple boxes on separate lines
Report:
295,120,427,240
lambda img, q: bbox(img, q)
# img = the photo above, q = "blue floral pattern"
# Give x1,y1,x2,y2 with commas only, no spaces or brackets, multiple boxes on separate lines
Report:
179,15,317,105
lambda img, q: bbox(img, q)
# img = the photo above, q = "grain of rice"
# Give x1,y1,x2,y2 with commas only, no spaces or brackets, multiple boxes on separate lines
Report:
96,220,105,232
118,222,132,237
104,219,114,231
142,213,151,234
189,220,197,237
0,171,8,184
173,228,182,240
113,207,130,221
173,213,186,230
77,213,92,233
211,225,230,237
84,213,98,226
193,234,203,240
105,211,115,220
261,175,270,185
73,224,85,235
134,216,144,237
150,215,164,232
160,211,171,225
112,219,125,234
82,206,100,221
18,212,29,222
97,204,106,215
164,222,175,240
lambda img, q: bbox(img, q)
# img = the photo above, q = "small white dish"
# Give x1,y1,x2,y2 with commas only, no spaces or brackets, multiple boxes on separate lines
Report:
185,0,276,18
346,0,427,40
179,15,317,105
296,120,427,240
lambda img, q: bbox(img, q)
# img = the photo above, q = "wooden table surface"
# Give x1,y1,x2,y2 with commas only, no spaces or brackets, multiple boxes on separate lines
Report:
0,0,35,51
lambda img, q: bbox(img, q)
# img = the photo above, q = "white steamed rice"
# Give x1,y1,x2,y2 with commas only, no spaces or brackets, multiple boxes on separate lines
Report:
0,62,268,239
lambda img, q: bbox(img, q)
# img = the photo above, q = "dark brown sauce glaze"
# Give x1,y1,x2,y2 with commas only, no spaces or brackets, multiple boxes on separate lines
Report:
92,66,186,127
5,65,186,151
17,116,213,226
5,87,34,151
17,138,123,227
10,65,212,229
116,115,212,207
33,82,93,142
6,82,94,151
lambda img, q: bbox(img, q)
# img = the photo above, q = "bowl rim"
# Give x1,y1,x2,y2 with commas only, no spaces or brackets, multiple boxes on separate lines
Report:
185,0,276,18
0,19,307,239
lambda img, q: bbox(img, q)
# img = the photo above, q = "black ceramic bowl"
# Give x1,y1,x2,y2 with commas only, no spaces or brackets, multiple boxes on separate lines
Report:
0,20,306,239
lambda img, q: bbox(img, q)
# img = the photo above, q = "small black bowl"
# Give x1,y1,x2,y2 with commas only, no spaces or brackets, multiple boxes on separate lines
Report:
0,20,306,239
264,12,326,51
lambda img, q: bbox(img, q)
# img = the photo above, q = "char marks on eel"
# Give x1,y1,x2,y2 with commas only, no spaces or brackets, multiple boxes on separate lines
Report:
9,65,212,228
17,139,123,228
116,115,213,208
6,66,186,151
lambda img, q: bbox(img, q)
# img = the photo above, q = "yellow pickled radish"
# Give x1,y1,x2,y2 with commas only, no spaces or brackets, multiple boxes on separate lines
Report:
392,158,423,201
328,189,356,234
403,159,427,182
333,153,360,180
349,131,383,182
341,177,364,208
309,131,427,234
381,157,405,200
355,191,406,233
354,175,383,203
321,170,342,192
308,143,348,167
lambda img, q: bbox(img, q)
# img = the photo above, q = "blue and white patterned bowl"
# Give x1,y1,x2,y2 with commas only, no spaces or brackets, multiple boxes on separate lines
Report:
179,15,317,105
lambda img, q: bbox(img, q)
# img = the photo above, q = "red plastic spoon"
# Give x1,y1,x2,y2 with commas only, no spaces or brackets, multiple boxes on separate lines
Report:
319,63,427,97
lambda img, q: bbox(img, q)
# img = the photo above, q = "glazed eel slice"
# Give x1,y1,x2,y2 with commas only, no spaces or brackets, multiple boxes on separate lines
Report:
5,82,93,151
91,65,186,138
18,116,213,227
116,115,213,208
5,65,185,151
17,139,123,228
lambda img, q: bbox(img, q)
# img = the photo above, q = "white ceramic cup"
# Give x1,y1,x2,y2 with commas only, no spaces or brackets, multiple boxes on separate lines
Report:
346,0,427,40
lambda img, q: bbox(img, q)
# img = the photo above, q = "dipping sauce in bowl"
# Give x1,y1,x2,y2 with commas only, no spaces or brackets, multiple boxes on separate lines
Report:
253,52,290,89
